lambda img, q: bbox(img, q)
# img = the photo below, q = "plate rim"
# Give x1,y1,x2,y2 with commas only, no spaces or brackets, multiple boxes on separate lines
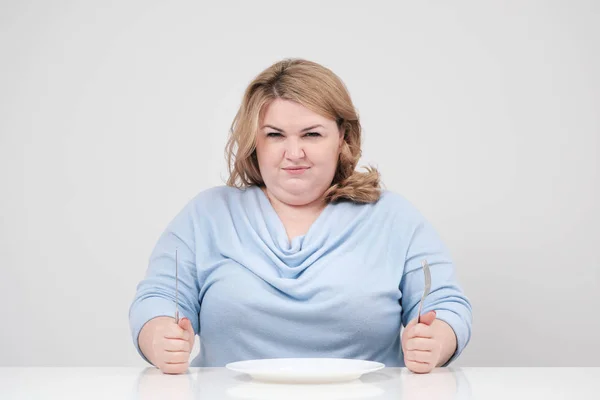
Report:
225,357,386,375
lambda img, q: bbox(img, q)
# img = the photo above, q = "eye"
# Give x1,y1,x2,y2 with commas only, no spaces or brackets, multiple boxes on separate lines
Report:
304,132,321,137
266,132,283,138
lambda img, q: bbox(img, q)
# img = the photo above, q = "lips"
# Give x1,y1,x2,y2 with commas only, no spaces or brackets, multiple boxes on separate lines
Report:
282,166,310,175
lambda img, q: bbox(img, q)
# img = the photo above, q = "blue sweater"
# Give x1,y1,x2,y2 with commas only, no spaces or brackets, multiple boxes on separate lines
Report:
129,185,472,367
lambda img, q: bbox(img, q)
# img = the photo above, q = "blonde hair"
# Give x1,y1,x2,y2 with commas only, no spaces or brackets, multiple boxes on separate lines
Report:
225,58,381,203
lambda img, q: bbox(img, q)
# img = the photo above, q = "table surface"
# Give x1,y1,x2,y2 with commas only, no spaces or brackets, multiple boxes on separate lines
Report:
1,367,599,399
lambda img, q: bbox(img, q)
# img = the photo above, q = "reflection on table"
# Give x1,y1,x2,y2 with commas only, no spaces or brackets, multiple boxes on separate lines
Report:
136,366,470,400
2,366,599,399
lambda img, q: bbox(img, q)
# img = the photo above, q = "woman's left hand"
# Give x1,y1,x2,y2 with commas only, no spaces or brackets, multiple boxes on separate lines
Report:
401,310,457,374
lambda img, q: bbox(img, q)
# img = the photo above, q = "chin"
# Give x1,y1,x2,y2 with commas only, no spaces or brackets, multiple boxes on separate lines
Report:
277,182,323,205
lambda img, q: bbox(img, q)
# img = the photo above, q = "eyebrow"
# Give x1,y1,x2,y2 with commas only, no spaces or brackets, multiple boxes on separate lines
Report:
261,124,324,133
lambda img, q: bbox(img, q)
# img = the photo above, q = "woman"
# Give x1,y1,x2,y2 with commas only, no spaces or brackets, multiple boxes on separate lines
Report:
129,58,473,375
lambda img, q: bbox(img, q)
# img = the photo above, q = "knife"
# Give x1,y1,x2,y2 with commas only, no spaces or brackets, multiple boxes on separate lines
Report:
417,259,431,324
175,248,179,324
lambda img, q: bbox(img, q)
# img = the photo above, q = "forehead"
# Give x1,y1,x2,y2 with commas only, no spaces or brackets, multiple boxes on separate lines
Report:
261,99,330,127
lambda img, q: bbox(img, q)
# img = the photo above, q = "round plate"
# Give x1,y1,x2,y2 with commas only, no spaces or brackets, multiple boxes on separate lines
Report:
225,358,385,383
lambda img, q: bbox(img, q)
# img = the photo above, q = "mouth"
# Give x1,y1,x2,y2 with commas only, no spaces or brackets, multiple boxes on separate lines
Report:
282,166,310,175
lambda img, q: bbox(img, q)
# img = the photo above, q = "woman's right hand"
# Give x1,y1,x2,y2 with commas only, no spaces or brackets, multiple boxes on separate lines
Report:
139,316,195,374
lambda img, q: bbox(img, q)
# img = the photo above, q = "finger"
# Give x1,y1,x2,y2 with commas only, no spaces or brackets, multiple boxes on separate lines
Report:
405,310,436,329
164,338,191,353
419,310,437,326
405,359,433,374
164,351,190,364
404,323,434,340
405,316,418,331
402,318,418,343
178,317,194,333
161,362,189,375
178,318,195,345
405,337,435,351
405,350,435,364
403,311,436,337
412,323,434,339
164,325,190,341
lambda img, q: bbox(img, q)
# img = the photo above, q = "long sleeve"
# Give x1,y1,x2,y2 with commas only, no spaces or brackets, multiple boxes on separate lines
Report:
399,217,473,366
128,185,471,367
128,203,201,364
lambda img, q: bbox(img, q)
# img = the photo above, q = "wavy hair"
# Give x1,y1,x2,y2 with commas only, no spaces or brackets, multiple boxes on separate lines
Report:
225,58,381,203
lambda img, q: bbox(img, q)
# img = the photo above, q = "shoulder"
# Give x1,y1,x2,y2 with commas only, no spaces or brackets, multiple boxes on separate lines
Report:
158,186,257,244
184,185,252,215
327,189,428,236
373,190,450,260
190,185,245,203
373,189,425,222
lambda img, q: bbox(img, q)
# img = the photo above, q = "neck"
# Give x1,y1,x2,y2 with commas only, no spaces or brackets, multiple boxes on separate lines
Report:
261,187,326,221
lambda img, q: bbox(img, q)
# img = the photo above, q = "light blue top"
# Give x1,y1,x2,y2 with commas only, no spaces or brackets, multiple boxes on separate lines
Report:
129,185,472,367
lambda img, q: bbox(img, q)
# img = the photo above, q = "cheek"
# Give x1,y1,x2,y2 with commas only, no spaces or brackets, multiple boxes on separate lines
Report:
310,144,340,166
256,143,283,167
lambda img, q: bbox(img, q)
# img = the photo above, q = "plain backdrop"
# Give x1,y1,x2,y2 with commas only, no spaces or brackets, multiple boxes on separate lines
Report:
1,1,598,367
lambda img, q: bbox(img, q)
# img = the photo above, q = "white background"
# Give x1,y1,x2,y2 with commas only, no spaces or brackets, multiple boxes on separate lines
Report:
1,1,598,367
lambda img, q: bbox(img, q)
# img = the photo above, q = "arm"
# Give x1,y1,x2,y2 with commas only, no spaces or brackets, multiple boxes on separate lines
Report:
128,204,201,365
399,218,473,366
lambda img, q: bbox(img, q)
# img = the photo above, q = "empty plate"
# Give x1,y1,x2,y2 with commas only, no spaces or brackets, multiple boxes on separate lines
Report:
225,358,385,383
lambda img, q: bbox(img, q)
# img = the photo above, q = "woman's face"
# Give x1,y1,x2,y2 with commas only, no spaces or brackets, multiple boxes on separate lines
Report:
256,98,343,206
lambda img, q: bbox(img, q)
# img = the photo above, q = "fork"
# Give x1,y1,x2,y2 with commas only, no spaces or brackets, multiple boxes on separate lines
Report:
175,248,179,324
416,259,431,324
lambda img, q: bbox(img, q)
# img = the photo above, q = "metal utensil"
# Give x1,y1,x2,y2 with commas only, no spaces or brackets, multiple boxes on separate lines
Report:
175,248,179,324
416,259,431,324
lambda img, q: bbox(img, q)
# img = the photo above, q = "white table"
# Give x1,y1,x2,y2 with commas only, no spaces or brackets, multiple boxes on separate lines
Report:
1,367,599,399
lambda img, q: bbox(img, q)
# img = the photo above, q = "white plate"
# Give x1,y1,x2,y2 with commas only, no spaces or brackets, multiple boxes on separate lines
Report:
225,358,385,383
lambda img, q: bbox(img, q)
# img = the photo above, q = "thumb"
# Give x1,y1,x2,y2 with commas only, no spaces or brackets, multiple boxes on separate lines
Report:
178,318,195,339
406,310,437,331
419,310,437,326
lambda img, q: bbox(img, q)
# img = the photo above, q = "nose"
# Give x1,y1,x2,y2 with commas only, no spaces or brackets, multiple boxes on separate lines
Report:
284,138,305,160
